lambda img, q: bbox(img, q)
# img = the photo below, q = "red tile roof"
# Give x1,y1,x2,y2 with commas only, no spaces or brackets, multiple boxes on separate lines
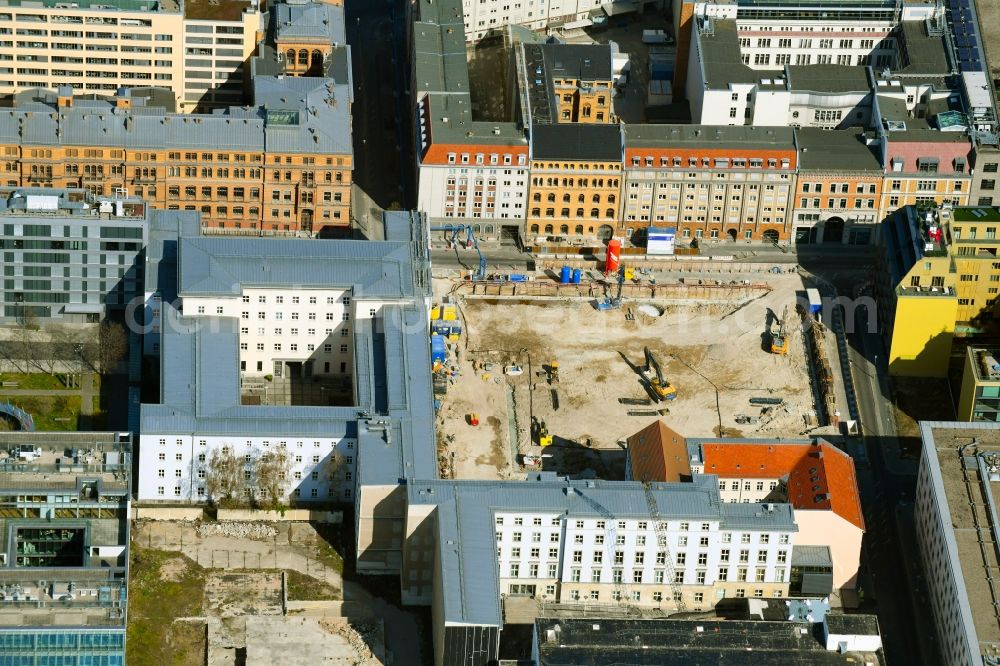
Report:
626,421,692,483
702,441,865,531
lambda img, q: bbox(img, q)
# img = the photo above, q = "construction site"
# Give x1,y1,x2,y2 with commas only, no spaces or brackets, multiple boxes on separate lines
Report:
431,258,853,481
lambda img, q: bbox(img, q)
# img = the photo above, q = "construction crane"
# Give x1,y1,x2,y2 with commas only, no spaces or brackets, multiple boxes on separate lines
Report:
642,347,677,401
430,224,486,280
642,481,687,613
770,306,789,355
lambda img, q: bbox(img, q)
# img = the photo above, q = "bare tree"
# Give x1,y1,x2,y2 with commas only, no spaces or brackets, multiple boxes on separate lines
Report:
84,320,127,373
204,446,244,506
256,448,293,511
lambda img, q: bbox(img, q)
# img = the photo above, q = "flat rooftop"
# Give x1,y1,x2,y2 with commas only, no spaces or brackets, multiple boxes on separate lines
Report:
923,423,1000,659
969,348,1000,383
183,0,251,21
0,432,130,493
534,616,882,665
795,128,883,171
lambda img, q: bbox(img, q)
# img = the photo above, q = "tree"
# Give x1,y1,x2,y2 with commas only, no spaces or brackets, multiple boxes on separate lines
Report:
86,320,127,373
256,448,293,511
204,446,243,505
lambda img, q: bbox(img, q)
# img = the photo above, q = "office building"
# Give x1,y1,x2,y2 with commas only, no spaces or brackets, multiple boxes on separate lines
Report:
405,474,799,666
624,421,865,606
622,124,796,243
915,421,1000,666
0,76,352,235
793,129,883,245
0,431,131,666
878,204,1000,377
526,123,624,240
0,0,262,113
138,211,435,574
515,43,616,125
957,347,1000,422
0,188,154,323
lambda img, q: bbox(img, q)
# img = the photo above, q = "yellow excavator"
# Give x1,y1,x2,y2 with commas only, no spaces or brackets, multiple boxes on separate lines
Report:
770,306,789,355
642,347,677,401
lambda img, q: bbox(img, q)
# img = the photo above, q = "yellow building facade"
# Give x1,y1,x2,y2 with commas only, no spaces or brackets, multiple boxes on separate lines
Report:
956,347,1000,422
883,205,1000,377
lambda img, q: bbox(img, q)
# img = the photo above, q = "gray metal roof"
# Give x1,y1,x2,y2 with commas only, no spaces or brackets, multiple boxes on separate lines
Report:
141,231,436,485
898,21,950,76
695,19,781,88
530,123,622,162
791,544,833,567
794,128,883,172
0,78,351,156
408,475,797,627
177,236,419,298
422,93,526,147
624,124,795,150
274,0,346,45
145,209,203,299
785,65,871,94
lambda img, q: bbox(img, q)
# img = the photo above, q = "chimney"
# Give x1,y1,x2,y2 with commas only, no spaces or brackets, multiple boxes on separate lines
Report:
115,88,132,110
57,85,73,109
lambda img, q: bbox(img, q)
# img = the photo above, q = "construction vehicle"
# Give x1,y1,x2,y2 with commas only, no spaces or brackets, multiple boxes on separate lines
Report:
595,267,626,311
642,347,677,401
545,361,560,385
430,224,486,280
532,417,554,446
769,306,789,355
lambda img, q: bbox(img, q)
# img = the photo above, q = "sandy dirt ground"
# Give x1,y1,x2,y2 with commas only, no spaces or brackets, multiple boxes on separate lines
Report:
435,272,840,481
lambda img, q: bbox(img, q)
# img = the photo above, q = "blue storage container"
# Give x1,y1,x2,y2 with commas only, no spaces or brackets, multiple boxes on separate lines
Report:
572,268,582,284
560,266,571,284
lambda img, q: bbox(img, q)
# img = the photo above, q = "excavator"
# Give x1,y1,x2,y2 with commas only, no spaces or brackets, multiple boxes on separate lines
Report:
642,347,678,402
770,306,789,355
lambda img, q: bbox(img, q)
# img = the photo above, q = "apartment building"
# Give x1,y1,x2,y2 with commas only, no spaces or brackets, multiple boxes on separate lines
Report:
526,123,623,239
0,187,152,322
415,95,530,235
957,347,1000,422
517,43,615,125
0,0,261,113
138,212,436,575
915,421,1000,666
621,124,796,243
878,204,957,377
878,204,1000,377
0,75,352,235
0,431,131,665
405,474,798,666
793,129,883,245
625,421,865,606
875,100,974,222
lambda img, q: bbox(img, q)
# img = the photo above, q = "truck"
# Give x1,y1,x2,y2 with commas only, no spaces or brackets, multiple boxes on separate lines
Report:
431,335,446,366
806,288,822,319
642,29,673,45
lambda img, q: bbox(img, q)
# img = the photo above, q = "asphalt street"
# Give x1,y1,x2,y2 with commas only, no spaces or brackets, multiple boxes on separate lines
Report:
845,302,940,666
346,0,410,212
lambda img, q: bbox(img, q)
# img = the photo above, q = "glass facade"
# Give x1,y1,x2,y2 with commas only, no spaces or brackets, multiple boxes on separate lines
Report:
0,629,124,665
